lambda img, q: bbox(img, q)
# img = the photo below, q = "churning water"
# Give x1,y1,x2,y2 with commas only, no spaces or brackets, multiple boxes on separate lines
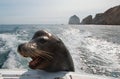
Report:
0,24,120,78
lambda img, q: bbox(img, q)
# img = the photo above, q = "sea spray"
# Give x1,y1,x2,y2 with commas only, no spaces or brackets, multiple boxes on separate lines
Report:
58,27,120,77
0,25,120,78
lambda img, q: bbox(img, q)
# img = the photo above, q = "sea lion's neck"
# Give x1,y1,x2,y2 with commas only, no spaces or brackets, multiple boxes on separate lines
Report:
45,46,74,72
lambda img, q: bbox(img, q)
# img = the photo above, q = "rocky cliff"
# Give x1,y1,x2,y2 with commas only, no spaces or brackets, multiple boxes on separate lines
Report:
81,5,120,25
103,5,120,25
92,13,106,24
81,15,92,24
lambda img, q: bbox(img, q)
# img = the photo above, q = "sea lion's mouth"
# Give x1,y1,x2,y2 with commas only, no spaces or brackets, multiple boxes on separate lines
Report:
22,51,53,69
17,44,53,69
29,56,45,69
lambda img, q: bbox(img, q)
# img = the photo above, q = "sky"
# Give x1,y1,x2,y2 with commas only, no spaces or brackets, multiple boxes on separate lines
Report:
0,0,119,24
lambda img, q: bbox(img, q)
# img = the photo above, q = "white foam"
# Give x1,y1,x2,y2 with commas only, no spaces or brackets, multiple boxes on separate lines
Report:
0,33,29,69
58,27,92,72
0,69,115,79
58,27,120,77
1,26,120,78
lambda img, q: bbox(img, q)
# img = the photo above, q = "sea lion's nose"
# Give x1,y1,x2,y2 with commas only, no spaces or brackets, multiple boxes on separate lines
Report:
17,44,24,52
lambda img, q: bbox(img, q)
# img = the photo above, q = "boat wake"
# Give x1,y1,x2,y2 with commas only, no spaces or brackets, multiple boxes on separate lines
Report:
0,25,120,78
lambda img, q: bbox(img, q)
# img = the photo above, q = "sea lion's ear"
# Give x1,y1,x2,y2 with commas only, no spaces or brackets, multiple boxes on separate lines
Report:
56,39,61,43
56,38,62,44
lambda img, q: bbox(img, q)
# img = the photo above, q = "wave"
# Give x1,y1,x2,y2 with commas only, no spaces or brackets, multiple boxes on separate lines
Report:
58,27,120,77
0,31,30,69
0,25,120,77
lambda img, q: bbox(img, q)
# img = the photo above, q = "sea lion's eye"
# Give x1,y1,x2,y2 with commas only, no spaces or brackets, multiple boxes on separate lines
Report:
37,36,49,44
38,38,47,44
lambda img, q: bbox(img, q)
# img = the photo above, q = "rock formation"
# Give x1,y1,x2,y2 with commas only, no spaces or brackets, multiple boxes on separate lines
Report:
92,13,106,24
93,5,120,25
103,5,120,25
81,5,120,25
81,15,92,24
68,15,80,25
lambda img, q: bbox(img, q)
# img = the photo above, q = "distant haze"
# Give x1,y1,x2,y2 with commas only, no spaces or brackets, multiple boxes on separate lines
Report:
0,0,119,24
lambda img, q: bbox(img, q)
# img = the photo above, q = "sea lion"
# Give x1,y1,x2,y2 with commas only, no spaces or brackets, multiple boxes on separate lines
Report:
17,30,74,72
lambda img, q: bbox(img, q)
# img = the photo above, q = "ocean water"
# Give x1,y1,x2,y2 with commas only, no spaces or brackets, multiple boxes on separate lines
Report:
0,24,120,78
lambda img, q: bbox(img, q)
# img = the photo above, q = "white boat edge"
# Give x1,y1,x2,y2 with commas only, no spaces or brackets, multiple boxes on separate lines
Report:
0,69,117,79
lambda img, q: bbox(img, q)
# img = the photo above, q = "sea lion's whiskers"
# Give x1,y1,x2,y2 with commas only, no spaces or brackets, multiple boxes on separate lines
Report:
32,50,42,57
28,49,38,57
35,50,53,60
24,48,34,57
41,51,53,60
28,48,54,61
25,41,53,59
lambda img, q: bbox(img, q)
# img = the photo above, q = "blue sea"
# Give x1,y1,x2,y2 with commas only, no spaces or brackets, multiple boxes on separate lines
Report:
0,24,120,78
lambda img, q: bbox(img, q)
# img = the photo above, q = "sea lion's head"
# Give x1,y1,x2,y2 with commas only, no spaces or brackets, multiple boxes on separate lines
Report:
18,30,74,72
